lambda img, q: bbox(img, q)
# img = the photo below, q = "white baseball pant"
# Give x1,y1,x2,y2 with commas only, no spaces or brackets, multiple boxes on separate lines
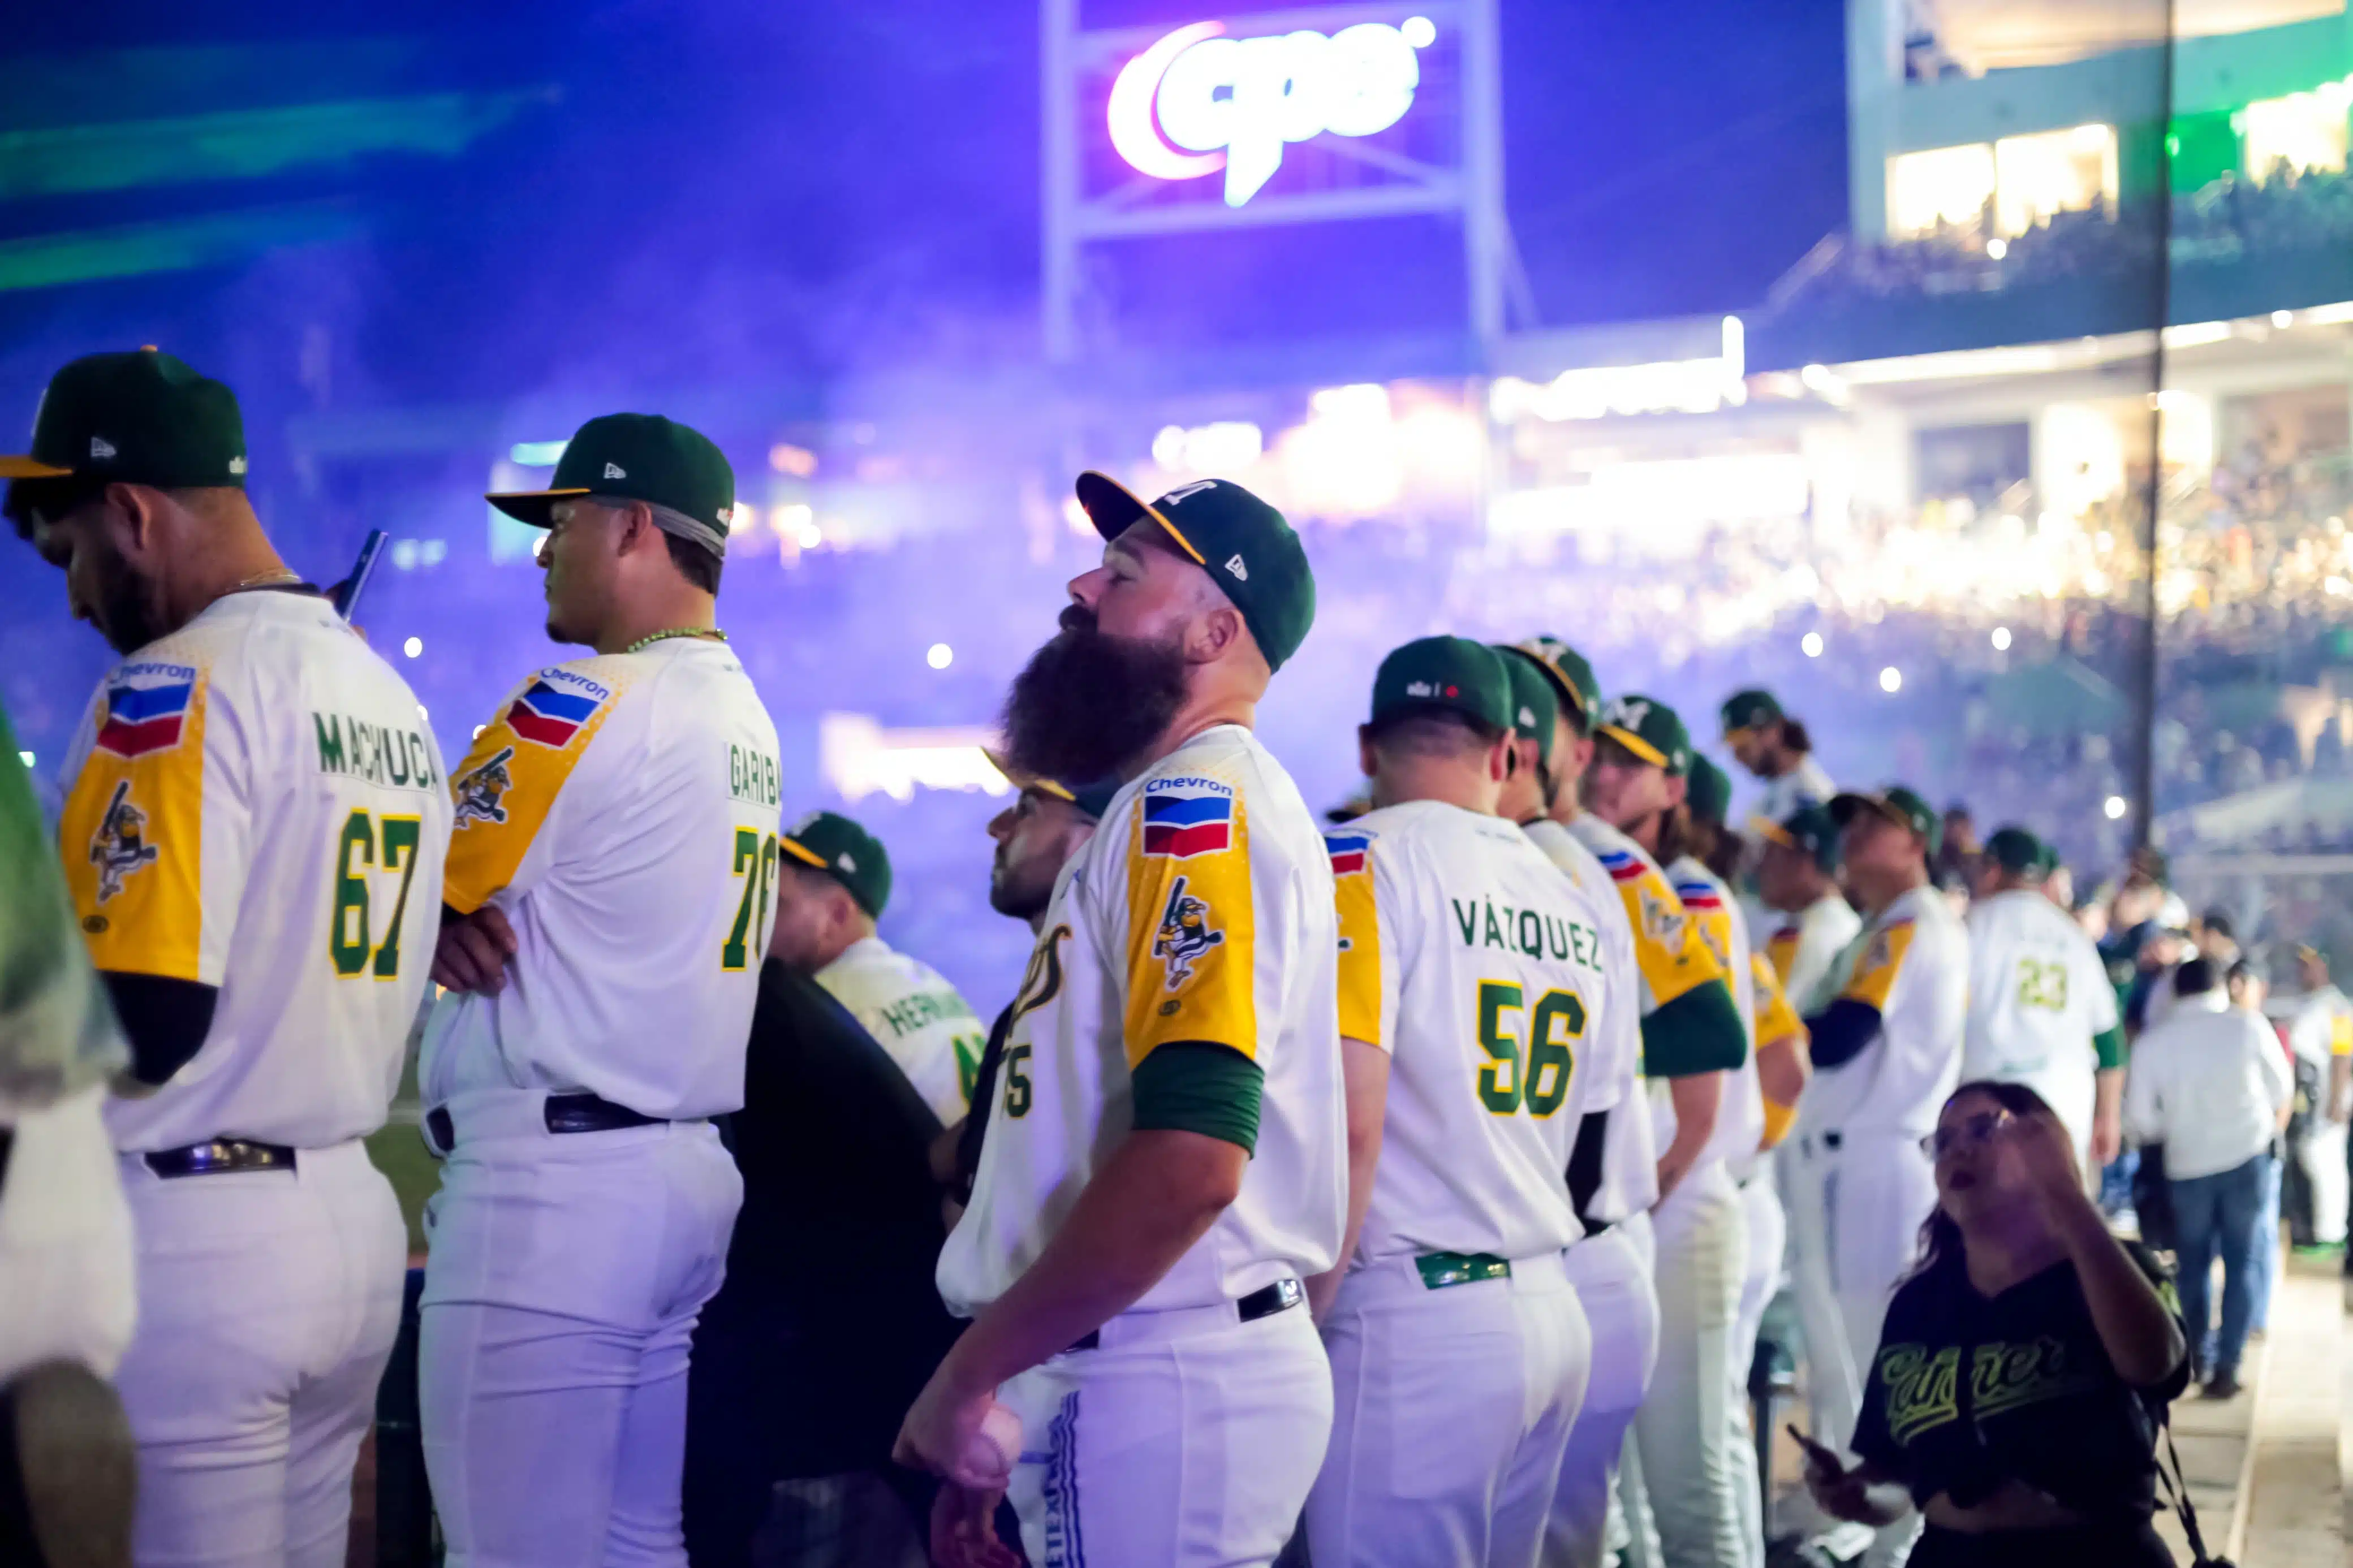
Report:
2298,1117,2347,1246
1307,1250,1591,1568
1782,1129,1933,1567
1728,1173,1784,1568
0,1083,135,1389
420,1102,740,1567
1544,1216,1658,1568
112,1137,406,1568
1631,1161,1754,1568
1001,1294,1331,1568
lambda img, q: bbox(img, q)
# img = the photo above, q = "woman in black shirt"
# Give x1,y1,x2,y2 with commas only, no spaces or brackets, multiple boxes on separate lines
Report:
1804,1080,2190,1567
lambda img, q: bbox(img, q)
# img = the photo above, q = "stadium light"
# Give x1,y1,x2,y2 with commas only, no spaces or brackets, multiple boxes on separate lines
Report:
1991,627,2011,651
1801,632,1823,658
1985,238,2007,259
2272,310,2294,329
927,643,954,671
2104,796,2128,820
18,750,31,768
1878,666,1902,693
403,636,423,659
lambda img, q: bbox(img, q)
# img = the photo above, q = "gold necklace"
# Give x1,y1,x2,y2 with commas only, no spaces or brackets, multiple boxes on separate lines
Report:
232,567,302,590
622,626,727,654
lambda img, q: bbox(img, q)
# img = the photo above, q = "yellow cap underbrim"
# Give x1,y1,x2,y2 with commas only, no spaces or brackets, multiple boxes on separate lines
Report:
779,836,829,872
1722,724,1762,742
1073,470,1205,566
484,487,592,526
1597,724,1667,768
981,745,1079,804
1749,816,1797,848
0,455,76,478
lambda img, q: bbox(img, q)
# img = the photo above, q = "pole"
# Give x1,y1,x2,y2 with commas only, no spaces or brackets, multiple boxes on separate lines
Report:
2130,0,2177,853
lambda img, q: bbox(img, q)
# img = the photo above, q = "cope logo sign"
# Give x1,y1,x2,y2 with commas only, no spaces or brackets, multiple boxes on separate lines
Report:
1108,18,1436,209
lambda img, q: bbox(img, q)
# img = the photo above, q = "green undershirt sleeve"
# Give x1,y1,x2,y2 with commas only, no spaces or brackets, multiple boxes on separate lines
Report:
1641,978,1748,1077
1132,1041,1265,1153
2094,1025,2127,1072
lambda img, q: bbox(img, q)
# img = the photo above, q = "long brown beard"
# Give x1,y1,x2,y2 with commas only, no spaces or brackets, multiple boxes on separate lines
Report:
1000,606,1189,786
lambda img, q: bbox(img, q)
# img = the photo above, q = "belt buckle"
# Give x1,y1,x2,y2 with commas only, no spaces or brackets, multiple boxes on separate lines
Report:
1415,1252,1511,1290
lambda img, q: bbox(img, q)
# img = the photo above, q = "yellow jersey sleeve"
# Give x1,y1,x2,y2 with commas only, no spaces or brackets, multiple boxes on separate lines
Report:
1752,951,1805,1050
442,663,624,914
59,657,245,984
1325,827,1390,1049
1597,848,1725,1012
1765,923,1802,985
1839,918,1918,1011
1121,780,1257,1068
2332,1014,2352,1057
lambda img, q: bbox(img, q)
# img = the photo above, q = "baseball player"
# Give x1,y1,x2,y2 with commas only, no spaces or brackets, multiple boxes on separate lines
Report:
903,475,1343,1568
0,700,137,1565
1963,827,2125,1183
2284,945,2351,1248
1302,637,1625,1568
1587,700,1761,1568
769,810,985,1122
1786,786,1967,1568
1751,803,1860,1013
9,349,453,1565
1499,638,1667,1568
1678,753,1810,1568
419,413,782,1564
1719,689,1833,822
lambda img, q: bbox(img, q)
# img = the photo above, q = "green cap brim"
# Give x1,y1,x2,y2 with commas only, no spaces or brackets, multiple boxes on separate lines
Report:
485,487,593,527
0,455,76,479
1074,470,1206,566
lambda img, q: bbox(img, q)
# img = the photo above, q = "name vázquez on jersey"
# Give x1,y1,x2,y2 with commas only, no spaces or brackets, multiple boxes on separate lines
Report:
728,743,781,806
313,712,438,792
1450,893,1604,971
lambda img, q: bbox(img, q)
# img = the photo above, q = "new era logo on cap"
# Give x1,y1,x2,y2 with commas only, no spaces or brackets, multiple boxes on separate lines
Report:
837,852,857,872
90,437,117,460
604,461,626,479
1225,554,1248,581
228,455,246,476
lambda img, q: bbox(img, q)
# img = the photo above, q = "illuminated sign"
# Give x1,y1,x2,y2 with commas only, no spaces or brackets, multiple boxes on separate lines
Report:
1109,17,1435,208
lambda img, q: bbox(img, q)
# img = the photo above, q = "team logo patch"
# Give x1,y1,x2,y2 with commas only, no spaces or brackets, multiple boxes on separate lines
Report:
1152,875,1225,990
505,678,604,748
1141,792,1232,858
88,779,160,902
1637,885,1685,950
94,667,196,758
452,745,516,827
1324,831,1371,878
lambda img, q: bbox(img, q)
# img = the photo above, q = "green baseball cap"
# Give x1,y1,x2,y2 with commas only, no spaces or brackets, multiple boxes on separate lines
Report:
1721,688,1783,737
1985,825,2047,876
1753,802,1842,874
1370,636,1512,732
1493,645,1559,764
1594,693,1692,776
1074,472,1315,672
781,810,893,918
1511,637,1601,731
1684,753,1731,826
1,349,247,491
1829,785,1942,858
488,413,736,554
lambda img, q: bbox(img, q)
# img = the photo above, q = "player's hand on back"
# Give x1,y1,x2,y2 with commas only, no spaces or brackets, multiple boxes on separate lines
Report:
432,905,519,995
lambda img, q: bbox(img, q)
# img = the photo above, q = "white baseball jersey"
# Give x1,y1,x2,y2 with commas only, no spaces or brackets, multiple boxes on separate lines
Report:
1524,817,1658,1221
57,590,453,1151
1760,892,1862,1017
1665,857,1766,1170
1561,815,1735,1030
420,639,782,1121
1795,884,1968,1140
938,723,1345,1318
1752,753,1834,824
1962,888,2119,1139
1329,801,1631,1262
816,934,982,1122
2287,984,2353,1070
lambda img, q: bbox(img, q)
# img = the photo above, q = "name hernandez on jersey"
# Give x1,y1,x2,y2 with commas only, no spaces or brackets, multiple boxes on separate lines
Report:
937,724,1345,1319
1330,802,1627,1262
58,591,453,1151
421,642,783,1122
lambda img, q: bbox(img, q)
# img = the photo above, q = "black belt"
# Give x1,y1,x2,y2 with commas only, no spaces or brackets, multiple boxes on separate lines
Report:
144,1138,297,1178
425,1091,671,1152
1066,1277,1304,1354
1800,1130,1843,1156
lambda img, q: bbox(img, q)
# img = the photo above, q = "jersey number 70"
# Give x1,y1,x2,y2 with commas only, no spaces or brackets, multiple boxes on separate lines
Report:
723,829,781,970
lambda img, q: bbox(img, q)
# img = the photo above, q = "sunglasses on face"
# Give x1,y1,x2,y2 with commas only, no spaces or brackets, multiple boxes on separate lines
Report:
1928,1108,2011,1159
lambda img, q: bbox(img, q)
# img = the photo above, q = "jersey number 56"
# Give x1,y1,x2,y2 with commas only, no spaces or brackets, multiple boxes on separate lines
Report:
1476,980,1581,1116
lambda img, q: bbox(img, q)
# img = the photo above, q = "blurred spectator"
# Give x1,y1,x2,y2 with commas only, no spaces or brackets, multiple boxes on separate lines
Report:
2283,947,2351,1251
